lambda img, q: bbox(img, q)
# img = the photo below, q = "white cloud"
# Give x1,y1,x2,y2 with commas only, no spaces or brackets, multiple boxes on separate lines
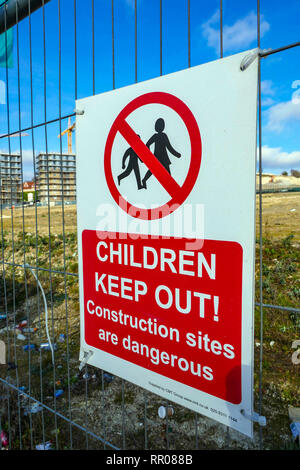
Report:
261,145,300,170
261,80,275,96
201,10,220,52
261,97,275,107
202,10,270,54
21,150,35,164
265,99,300,132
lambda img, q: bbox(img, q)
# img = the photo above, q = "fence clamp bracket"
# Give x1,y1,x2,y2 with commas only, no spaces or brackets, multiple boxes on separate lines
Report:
79,350,93,371
74,108,84,115
240,49,260,71
241,409,267,426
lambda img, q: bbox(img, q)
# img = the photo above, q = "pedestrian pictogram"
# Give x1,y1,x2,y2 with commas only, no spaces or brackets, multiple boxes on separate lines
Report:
117,134,144,190
104,91,202,220
117,119,181,191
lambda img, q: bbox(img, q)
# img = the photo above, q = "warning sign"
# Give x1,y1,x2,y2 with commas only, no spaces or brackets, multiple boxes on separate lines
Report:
83,231,243,404
104,92,202,220
76,49,258,437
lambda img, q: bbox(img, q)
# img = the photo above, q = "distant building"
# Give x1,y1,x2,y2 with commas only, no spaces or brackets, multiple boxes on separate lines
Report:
23,181,35,192
36,152,76,202
23,181,37,203
0,153,22,205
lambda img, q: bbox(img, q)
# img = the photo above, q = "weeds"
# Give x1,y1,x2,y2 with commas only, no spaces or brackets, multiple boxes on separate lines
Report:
0,199,299,449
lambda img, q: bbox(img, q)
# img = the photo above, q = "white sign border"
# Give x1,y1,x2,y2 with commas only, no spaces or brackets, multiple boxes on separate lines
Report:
76,49,258,438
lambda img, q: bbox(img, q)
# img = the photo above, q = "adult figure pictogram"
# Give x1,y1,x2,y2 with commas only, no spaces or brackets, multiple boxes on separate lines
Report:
142,118,181,189
117,135,143,190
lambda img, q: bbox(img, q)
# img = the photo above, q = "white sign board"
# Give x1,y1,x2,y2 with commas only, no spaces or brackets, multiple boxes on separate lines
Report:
76,49,258,437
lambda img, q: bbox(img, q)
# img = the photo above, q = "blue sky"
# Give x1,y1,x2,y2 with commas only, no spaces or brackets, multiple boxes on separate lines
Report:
0,0,300,179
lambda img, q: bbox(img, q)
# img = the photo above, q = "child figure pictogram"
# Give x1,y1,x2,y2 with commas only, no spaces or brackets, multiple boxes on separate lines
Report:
117,135,143,190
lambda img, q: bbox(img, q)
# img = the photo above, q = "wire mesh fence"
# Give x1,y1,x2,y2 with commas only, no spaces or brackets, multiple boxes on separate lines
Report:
0,0,299,451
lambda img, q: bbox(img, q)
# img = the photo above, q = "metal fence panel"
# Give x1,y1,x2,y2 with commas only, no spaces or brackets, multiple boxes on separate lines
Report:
0,0,299,451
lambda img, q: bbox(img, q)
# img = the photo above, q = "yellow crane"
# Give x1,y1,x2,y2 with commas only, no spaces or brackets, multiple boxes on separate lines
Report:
58,117,75,154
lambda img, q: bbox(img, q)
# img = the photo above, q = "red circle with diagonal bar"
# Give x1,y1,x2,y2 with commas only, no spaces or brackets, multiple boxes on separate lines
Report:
104,91,202,220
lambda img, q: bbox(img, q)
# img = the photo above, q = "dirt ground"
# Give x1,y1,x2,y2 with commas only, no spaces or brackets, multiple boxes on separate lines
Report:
257,174,300,187
0,192,299,450
1,192,299,242
1,203,78,236
257,193,300,242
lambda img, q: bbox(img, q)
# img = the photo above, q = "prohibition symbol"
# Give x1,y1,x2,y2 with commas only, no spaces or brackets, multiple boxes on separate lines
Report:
104,92,202,220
